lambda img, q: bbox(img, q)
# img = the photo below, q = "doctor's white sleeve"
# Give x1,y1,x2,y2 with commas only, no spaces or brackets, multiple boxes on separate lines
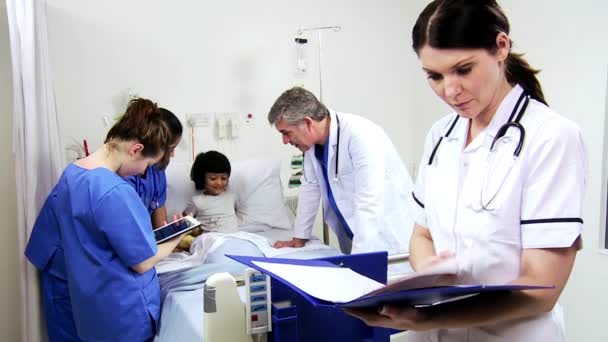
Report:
293,153,321,240
520,118,589,249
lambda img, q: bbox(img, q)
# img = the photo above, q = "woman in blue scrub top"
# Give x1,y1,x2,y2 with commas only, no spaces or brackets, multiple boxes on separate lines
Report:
126,108,183,228
25,98,185,342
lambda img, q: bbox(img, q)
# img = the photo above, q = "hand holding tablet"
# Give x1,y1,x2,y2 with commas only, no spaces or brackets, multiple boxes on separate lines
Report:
153,215,202,244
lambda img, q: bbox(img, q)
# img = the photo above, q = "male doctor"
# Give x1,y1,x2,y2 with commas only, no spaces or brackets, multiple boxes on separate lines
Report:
269,87,414,264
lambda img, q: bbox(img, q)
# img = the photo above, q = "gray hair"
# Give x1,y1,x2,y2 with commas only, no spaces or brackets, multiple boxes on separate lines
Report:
267,87,329,125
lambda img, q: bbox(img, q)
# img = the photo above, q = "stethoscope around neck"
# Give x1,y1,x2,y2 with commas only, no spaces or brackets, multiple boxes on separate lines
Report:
428,90,530,211
302,114,340,183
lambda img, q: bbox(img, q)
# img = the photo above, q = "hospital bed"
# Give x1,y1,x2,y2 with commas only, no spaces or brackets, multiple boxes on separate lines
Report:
155,159,410,341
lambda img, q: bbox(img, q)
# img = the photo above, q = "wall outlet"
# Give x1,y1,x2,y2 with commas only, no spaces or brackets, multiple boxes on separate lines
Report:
188,113,211,127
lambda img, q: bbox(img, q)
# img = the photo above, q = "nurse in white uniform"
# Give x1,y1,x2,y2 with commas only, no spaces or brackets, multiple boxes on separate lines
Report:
346,0,588,341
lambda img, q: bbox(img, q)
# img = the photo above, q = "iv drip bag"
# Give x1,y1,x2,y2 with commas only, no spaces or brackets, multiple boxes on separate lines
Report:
295,37,308,74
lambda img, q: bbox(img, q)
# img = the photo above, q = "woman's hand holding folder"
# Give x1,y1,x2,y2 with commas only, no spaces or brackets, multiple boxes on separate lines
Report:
414,250,458,287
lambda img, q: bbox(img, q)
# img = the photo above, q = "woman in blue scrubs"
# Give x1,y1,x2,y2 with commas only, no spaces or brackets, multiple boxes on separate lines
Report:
127,108,183,229
26,98,184,341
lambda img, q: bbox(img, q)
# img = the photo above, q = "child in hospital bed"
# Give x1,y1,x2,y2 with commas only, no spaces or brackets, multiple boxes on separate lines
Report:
178,150,238,251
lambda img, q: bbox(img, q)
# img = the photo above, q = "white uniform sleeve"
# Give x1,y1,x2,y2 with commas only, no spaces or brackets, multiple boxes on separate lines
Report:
412,118,449,228
293,152,321,240
520,118,588,249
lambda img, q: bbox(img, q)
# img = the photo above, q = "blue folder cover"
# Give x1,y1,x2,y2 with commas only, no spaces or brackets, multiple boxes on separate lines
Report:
227,254,553,309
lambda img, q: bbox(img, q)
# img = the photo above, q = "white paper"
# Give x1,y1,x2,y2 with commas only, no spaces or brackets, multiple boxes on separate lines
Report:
252,261,384,303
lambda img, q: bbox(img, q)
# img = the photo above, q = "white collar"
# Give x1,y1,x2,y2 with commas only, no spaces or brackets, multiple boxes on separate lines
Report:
485,84,525,140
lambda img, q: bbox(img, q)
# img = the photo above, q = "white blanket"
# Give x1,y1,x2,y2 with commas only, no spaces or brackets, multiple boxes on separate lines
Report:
156,231,332,274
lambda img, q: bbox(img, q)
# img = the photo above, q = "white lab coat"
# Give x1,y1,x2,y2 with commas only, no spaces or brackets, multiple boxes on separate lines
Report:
409,85,588,341
293,110,414,261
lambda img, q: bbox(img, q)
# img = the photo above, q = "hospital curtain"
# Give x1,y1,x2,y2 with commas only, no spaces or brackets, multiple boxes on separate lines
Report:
6,0,65,341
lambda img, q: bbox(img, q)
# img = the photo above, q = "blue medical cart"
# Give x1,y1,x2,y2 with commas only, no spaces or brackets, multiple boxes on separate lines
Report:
266,251,400,342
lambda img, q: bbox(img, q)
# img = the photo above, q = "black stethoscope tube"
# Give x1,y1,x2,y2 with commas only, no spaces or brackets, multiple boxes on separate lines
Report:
302,113,340,182
428,91,529,165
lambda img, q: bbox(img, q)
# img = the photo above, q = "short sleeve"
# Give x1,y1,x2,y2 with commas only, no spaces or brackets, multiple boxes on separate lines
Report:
226,186,238,211
412,117,450,228
94,184,157,267
184,197,197,216
25,195,60,271
520,119,588,249
156,168,167,207
411,134,432,227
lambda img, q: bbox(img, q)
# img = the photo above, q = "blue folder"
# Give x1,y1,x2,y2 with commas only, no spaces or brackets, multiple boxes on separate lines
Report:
226,254,553,309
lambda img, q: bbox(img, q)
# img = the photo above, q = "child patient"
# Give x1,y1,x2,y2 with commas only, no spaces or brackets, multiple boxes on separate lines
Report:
178,151,238,251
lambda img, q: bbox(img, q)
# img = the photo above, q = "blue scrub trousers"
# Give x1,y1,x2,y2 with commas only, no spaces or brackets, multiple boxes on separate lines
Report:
41,271,83,342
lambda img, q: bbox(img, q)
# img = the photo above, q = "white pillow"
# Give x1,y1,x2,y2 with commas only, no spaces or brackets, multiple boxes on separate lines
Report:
164,161,196,216
231,158,293,230
164,158,293,232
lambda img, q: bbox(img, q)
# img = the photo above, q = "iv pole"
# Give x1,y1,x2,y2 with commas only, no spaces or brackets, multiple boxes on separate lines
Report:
296,25,341,245
296,26,341,103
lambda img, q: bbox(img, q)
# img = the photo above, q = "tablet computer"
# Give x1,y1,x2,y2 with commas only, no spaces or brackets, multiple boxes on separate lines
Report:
153,216,202,244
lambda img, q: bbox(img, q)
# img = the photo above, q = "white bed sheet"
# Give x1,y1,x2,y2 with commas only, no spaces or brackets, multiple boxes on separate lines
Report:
154,235,342,342
155,228,332,274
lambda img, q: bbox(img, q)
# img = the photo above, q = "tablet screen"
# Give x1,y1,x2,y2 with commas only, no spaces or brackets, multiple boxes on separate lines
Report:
153,216,201,244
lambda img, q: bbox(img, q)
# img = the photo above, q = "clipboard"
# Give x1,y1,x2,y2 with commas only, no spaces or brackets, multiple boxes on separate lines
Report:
227,254,553,309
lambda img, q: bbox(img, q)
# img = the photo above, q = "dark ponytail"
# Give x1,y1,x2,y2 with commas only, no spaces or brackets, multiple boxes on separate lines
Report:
505,52,546,105
412,0,548,105
105,98,172,160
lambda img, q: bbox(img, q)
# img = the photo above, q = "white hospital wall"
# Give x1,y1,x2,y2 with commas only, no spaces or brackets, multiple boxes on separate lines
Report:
406,1,608,340
44,0,417,171
0,2,21,342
